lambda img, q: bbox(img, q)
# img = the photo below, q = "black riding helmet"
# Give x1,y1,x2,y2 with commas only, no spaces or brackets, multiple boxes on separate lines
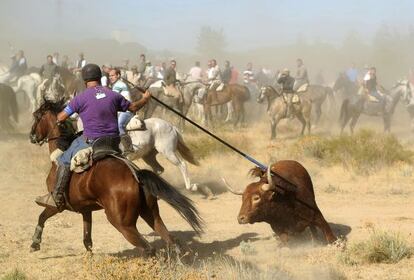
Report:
81,63,102,82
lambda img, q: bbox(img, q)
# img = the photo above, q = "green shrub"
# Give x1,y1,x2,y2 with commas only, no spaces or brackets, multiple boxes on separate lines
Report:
292,130,413,174
340,229,413,265
1,269,27,280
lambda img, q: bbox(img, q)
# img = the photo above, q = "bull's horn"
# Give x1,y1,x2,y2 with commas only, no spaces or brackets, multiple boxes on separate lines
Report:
267,164,275,189
221,178,243,195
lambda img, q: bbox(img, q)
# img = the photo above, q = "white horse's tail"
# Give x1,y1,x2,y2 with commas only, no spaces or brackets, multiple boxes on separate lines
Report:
175,129,199,166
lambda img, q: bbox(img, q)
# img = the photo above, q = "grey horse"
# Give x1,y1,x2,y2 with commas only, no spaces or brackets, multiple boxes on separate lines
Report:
258,86,312,139
335,74,411,134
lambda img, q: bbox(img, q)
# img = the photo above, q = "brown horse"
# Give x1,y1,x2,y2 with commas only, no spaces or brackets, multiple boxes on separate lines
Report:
59,67,85,99
203,84,250,127
29,100,203,255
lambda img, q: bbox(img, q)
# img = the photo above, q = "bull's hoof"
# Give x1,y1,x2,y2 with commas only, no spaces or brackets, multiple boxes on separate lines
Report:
30,242,40,252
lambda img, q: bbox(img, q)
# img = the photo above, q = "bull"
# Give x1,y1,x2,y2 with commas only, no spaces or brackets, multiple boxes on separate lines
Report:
224,160,336,244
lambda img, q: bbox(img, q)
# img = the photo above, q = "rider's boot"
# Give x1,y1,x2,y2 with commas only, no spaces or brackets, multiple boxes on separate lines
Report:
35,164,71,212
120,134,134,155
52,164,72,212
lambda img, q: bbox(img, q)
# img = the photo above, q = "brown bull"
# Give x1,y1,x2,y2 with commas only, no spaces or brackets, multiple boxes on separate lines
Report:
224,160,336,244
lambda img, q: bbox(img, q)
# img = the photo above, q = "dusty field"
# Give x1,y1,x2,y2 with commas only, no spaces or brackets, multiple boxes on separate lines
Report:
0,107,413,280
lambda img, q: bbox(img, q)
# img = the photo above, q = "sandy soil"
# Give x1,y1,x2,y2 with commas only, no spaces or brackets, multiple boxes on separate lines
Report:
0,107,413,279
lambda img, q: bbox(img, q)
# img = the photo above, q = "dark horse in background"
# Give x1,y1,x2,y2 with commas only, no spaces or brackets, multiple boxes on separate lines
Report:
29,100,203,255
0,83,18,131
334,73,411,134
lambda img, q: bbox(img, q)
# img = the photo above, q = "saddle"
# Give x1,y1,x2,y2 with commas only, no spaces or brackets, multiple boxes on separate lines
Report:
296,83,308,93
70,136,121,173
282,93,301,104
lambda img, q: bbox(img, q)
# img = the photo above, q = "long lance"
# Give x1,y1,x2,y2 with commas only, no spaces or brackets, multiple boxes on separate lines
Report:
125,80,297,193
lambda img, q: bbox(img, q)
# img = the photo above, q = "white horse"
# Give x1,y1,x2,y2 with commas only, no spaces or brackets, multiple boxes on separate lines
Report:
36,74,66,105
126,116,199,191
0,64,41,112
13,73,42,112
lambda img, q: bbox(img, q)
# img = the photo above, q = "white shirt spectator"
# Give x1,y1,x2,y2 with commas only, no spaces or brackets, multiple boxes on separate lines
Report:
188,66,203,81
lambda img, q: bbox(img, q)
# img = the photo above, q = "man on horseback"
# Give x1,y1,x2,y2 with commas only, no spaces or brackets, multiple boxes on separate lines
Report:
363,67,385,107
109,68,134,152
36,63,151,211
221,60,232,85
8,50,27,83
293,58,309,92
188,61,203,81
277,68,295,117
39,55,59,94
163,60,182,101
207,59,222,104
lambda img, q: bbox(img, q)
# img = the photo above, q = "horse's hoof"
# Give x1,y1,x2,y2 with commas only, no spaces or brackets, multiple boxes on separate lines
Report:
30,242,40,252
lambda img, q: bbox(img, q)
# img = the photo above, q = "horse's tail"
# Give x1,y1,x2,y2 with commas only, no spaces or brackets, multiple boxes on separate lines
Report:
136,169,204,235
175,129,199,165
339,99,349,124
9,87,18,123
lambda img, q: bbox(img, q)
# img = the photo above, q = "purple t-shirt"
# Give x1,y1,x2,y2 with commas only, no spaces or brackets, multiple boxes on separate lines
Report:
68,86,130,140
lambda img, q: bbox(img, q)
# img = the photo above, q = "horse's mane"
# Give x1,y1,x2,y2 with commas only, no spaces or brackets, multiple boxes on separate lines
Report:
35,99,66,116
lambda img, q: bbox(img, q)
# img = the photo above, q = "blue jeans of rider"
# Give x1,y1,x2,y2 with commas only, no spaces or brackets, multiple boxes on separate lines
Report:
58,136,91,166
118,111,133,135
370,89,383,102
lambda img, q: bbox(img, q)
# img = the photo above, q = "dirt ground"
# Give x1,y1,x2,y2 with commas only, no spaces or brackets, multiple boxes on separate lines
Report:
0,105,413,280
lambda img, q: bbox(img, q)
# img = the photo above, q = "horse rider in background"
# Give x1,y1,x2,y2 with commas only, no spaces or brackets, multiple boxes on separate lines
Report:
100,63,112,87
143,61,157,88
108,68,135,153
8,50,27,83
137,54,147,85
363,66,385,108
188,61,203,81
207,59,222,104
293,58,309,92
221,60,232,85
39,54,59,93
277,68,295,117
163,60,182,101
73,52,87,79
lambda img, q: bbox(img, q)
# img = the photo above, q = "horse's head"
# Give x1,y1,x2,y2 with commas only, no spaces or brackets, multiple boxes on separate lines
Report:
30,99,66,145
391,79,412,103
333,72,348,91
257,86,279,103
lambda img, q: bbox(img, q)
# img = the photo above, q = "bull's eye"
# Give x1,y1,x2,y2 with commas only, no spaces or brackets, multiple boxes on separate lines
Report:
252,194,261,203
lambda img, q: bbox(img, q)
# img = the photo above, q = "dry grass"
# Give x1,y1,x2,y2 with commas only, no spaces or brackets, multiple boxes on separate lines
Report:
1,269,27,280
80,253,292,280
339,228,413,265
290,130,413,174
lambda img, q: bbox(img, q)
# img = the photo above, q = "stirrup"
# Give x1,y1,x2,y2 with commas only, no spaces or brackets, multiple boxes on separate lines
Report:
35,194,58,208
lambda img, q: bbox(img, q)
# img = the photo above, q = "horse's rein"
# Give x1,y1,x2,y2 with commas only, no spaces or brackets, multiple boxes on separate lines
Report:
35,122,60,146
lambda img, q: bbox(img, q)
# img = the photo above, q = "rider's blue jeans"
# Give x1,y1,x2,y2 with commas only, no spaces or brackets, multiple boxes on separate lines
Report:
118,111,133,135
57,136,91,166
370,90,383,102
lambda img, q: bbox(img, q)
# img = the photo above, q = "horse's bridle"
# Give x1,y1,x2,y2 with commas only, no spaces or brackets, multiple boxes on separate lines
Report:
31,119,61,146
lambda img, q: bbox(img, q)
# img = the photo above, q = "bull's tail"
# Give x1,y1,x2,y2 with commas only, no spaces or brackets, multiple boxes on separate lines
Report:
339,99,349,124
136,169,204,235
175,129,199,166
